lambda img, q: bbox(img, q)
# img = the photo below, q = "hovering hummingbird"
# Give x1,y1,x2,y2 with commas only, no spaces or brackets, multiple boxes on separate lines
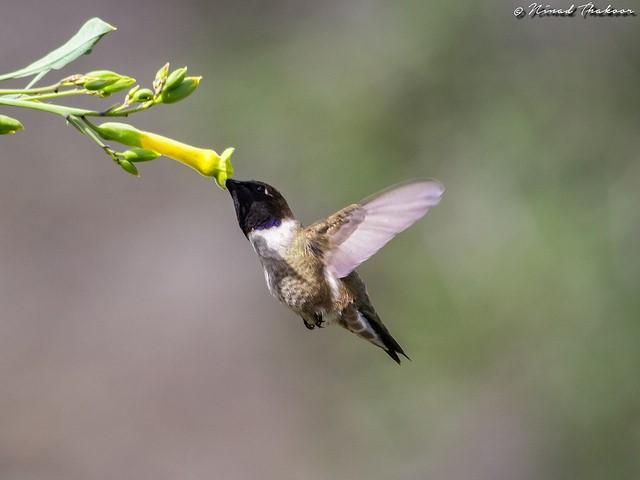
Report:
226,178,444,363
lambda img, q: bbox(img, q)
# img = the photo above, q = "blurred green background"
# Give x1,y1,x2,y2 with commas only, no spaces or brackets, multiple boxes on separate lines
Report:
1,1,638,479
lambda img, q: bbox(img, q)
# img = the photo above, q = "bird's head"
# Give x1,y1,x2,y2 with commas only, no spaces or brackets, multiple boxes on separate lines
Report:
226,179,294,237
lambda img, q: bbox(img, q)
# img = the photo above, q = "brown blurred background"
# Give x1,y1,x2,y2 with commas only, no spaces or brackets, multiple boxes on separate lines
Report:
1,1,639,479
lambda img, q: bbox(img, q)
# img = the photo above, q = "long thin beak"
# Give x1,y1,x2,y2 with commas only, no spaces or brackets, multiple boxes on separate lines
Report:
225,178,239,191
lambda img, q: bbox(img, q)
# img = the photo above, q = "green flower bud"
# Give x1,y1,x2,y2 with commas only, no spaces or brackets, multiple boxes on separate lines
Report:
117,158,139,176
126,85,140,99
94,122,143,147
165,67,187,91
122,147,160,162
84,78,116,90
82,70,124,90
153,62,170,94
0,114,24,135
131,88,154,103
155,63,170,83
100,76,136,95
85,70,121,80
159,76,201,104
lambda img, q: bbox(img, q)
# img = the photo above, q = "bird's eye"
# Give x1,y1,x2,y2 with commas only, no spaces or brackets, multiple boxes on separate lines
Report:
255,185,271,196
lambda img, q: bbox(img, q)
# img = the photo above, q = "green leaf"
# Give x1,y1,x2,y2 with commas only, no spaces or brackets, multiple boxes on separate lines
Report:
0,18,115,82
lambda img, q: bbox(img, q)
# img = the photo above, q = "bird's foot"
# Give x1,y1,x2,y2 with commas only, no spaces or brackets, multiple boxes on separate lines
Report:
314,312,325,328
303,319,315,330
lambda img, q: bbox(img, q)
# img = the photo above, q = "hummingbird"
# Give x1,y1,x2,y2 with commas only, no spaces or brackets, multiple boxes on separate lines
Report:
226,178,444,363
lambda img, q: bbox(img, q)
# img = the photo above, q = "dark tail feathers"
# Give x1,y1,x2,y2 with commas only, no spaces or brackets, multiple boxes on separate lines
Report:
361,310,410,365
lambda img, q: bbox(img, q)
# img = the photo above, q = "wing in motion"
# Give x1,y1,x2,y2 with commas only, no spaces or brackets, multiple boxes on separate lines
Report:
307,180,444,278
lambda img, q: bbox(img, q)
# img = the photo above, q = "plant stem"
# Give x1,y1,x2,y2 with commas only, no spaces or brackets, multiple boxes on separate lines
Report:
0,81,66,95
22,89,87,101
106,101,155,116
66,115,127,169
0,95,152,118
0,96,94,117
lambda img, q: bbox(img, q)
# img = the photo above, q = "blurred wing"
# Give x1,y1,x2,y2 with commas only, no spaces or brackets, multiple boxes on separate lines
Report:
315,180,444,278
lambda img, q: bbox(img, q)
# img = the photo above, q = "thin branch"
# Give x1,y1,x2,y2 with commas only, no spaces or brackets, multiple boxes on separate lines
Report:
21,89,88,101
0,81,66,95
0,96,95,117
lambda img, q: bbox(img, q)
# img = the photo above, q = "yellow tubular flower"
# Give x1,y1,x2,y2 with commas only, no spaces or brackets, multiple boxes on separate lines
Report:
95,122,234,187
139,132,234,186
